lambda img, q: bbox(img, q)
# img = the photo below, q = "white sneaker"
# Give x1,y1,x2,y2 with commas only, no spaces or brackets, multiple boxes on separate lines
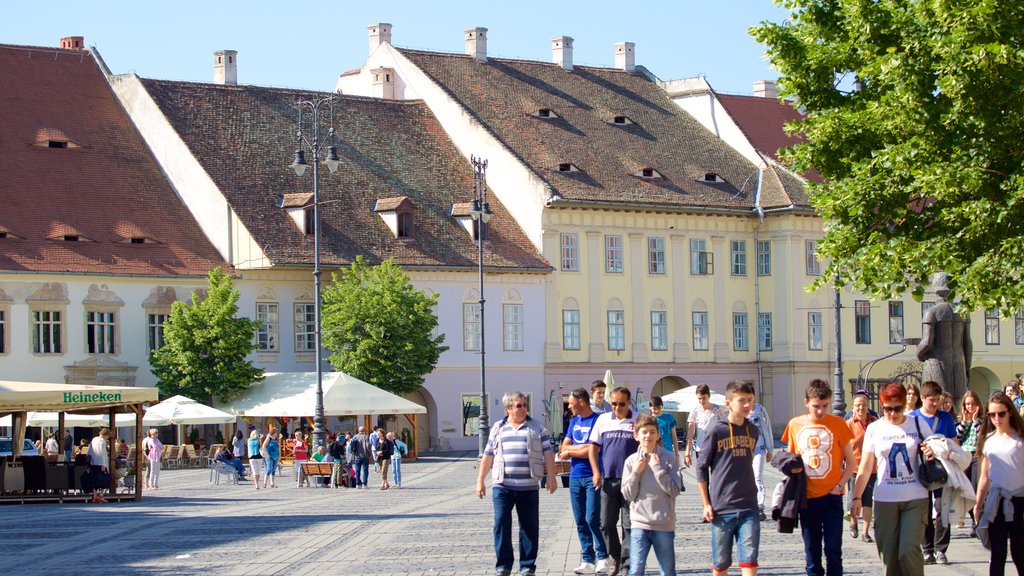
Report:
574,561,596,574
595,558,615,575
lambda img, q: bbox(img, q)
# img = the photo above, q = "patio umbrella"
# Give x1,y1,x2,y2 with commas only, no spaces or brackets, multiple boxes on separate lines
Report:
546,389,563,439
634,387,646,414
661,387,727,413
146,395,236,425
603,369,615,388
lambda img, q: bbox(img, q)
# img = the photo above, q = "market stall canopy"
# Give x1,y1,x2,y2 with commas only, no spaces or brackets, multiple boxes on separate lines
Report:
0,411,168,428
661,386,727,413
0,381,158,412
220,372,427,417
145,395,236,425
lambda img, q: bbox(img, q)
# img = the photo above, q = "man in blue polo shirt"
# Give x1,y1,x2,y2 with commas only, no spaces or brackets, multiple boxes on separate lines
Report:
909,380,959,566
589,386,639,576
559,387,609,575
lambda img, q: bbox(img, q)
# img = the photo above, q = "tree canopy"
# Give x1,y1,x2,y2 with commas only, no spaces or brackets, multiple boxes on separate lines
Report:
321,257,448,396
149,268,263,403
752,0,1024,313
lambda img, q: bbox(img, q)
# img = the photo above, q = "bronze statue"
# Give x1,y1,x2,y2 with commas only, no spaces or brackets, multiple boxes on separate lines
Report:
917,273,972,399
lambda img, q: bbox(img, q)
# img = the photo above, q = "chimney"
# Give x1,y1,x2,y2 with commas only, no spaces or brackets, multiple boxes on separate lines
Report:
753,79,778,99
60,36,84,50
465,27,488,62
214,50,238,85
372,67,396,100
368,23,393,55
552,36,573,71
614,42,635,73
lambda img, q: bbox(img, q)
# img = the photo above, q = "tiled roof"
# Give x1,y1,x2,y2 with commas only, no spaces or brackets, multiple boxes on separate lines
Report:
140,80,549,271
373,196,413,212
399,50,764,211
0,44,230,276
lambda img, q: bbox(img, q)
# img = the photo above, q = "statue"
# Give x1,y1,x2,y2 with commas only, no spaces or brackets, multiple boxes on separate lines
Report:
917,273,972,399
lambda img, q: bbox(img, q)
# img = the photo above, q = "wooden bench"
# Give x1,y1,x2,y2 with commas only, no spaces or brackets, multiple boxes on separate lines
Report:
298,462,332,488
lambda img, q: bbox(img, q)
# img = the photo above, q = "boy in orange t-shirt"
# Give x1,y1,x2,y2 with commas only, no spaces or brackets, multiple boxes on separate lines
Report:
781,379,855,576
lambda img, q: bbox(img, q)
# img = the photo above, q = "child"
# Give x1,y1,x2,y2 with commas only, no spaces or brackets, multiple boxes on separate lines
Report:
622,414,682,576
697,380,761,576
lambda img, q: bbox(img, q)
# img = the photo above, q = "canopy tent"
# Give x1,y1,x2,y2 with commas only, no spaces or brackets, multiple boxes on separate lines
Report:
220,372,426,417
661,386,727,413
146,395,236,425
0,411,168,428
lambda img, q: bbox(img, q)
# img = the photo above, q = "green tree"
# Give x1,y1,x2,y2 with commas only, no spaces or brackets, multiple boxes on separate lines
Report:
149,267,263,402
753,0,1024,313
321,257,447,396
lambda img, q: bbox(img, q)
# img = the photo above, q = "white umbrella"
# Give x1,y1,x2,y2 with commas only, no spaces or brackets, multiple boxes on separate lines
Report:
661,387,726,413
146,395,236,424
1,411,167,427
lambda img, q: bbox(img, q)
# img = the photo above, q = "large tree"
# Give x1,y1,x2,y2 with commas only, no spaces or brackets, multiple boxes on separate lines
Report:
753,0,1024,312
321,257,447,396
149,267,263,402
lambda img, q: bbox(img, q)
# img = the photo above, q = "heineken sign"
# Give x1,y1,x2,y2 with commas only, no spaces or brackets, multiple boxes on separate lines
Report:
63,391,122,403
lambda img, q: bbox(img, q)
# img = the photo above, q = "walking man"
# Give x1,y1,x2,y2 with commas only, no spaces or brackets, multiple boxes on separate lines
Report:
909,380,959,565
589,386,639,576
476,391,557,576
592,380,612,414
349,426,372,489
559,388,609,575
747,392,774,520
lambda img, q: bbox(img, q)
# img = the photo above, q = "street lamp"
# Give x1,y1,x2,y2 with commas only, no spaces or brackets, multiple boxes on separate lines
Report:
855,337,921,400
468,155,491,456
287,94,340,451
831,275,847,417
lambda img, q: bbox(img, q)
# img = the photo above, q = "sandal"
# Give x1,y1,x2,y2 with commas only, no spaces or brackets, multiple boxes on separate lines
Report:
850,524,859,539
862,533,873,543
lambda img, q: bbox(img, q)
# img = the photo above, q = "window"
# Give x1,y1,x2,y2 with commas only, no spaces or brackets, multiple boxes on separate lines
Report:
758,313,772,351
733,313,748,351
731,240,747,276
805,240,821,276
921,301,935,319
855,300,871,344
0,309,6,354
147,313,167,352
256,303,279,352
1016,311,1024,345
692,311,709,351
304,209,314,235
605,235,623,273
985,309,1000,345
651,311,668,351
462,394,481,437
560,233,579,271
757,240,771,276
32,310,62,354
86,311,116,354
562,309,581,350
607,310,625,351
463,302,481,351
808,311,823,350
503,304,523,351
648,237,666,274
888,301,904,344
397,212,414,238
690,239,713,275
294,303,316,352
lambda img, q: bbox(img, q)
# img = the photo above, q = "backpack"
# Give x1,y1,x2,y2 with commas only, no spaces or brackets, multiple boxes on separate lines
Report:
328,439,345,460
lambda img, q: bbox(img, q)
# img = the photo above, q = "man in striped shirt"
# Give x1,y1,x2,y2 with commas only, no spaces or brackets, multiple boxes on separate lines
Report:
477,391,557,576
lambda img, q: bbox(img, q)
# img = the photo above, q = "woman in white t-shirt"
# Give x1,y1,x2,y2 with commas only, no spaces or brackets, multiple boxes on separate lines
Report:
852,382,934,576
974,392,1024,576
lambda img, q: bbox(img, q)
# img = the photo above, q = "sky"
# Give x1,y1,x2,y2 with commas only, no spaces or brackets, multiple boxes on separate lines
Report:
1,1,791,96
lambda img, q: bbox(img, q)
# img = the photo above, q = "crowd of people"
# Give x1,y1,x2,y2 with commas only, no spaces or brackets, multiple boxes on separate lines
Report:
476,377,1024,576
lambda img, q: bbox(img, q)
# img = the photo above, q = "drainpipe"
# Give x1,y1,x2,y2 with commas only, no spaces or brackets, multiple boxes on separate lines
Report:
752,166,765,400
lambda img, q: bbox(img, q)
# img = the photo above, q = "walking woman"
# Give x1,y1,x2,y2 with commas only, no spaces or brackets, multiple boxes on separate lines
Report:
905,383,923,412
852,382,934,576
375,429,393,490
247,430,264,490
87,427,112,503
957,390,983,534
142,428,163,490
974,392,1024,576
261,428,280,488
847,392,876,543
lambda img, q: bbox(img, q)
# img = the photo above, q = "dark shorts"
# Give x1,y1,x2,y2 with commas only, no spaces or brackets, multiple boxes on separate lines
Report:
851,473,876,508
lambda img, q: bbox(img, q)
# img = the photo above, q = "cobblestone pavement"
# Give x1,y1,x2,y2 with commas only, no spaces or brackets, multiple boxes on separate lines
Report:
0,452,996,575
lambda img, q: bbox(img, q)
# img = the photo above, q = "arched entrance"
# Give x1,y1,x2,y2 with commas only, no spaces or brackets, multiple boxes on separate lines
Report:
969,366,1002,398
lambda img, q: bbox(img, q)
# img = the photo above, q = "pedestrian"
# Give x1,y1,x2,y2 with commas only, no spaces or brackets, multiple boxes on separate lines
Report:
558,387,609,575
621,414,681,576
328,432,348,488
973,391,1024,576
292,430,309,486
261,428,280,488
782,379,855,576
376,429,394,490
588,386,639,576
685,383,723,472
247,430,264,490
909,381,958,565
350,426,372,489
697,380,761,576
389,432,407,488
591,380,612,414
851,381,934,576
649,396,679,457
231,430,245,463
906,383,923,412
142,428,163,490
62,429,73,463
1005,382,1024,412
475,391,557,576
846,392,877,542
87,427,111,503
940,393,955,416
956,390,982,534
747,392,774,521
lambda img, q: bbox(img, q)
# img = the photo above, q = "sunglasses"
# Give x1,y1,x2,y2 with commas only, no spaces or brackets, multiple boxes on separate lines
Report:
989,410,1009,419
881,405,905,414
509,403,527,409
610,402,629,407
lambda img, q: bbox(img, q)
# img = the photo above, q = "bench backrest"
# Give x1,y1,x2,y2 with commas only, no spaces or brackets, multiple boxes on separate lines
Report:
301,462,332,475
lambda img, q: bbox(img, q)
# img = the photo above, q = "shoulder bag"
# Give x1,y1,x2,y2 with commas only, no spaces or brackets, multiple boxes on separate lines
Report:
913,416,948,491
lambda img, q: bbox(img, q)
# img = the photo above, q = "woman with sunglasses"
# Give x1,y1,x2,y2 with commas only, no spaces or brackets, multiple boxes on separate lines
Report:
974,392,1024,576
852,382,934,576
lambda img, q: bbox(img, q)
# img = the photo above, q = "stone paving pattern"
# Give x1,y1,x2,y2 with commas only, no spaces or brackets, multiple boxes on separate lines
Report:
0,452,998,575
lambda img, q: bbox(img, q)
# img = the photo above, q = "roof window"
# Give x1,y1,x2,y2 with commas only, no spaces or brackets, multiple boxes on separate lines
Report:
531,108,560,119
634,168,663,180
701,172,726,183
48,140,69,149
557,163,580,173
609,115,634,125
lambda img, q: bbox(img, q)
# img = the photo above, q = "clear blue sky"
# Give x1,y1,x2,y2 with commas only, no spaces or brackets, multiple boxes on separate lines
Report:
1,1,790,95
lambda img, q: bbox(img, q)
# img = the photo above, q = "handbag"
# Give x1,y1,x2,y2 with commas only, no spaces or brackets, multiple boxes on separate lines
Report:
913,416,948,491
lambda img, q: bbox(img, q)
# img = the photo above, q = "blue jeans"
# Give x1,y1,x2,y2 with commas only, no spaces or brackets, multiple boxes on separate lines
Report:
492,486,539,573
265,457,278,477
801,493,844,576
354,457,370,487
218,457,246,478
569,476,607,564
629,529,674,576
711,510,760,570
391,455,402,485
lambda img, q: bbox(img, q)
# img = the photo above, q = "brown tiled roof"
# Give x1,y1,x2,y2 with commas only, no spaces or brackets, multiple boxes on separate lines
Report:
373,196,413,212
140,80,549,271
399,50,763,211
0,44,230,276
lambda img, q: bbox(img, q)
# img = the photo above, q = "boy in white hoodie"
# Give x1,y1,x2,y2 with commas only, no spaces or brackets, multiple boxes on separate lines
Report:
621,414,682,576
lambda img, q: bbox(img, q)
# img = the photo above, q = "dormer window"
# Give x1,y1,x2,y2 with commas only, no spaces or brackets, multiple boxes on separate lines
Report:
531,108,560,119
634,168,663,180
397,212,414,239
0,232,7,239
64,235,80,242
373,196,416,241
556,163,580,173
609,115,634,125
303,209,315,235
700,172,726,183
48,140,69,149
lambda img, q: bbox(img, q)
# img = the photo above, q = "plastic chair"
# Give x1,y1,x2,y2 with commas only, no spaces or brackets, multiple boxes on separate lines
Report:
209,460,239,485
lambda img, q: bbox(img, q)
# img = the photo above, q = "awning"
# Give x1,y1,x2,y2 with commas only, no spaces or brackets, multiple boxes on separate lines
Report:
0,381,158,413
0,411,168,428
219,371,426,417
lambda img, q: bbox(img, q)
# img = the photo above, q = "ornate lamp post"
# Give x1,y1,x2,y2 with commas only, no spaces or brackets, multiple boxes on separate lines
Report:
831,275,847,417
468,156,491,456
287,94,341,451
